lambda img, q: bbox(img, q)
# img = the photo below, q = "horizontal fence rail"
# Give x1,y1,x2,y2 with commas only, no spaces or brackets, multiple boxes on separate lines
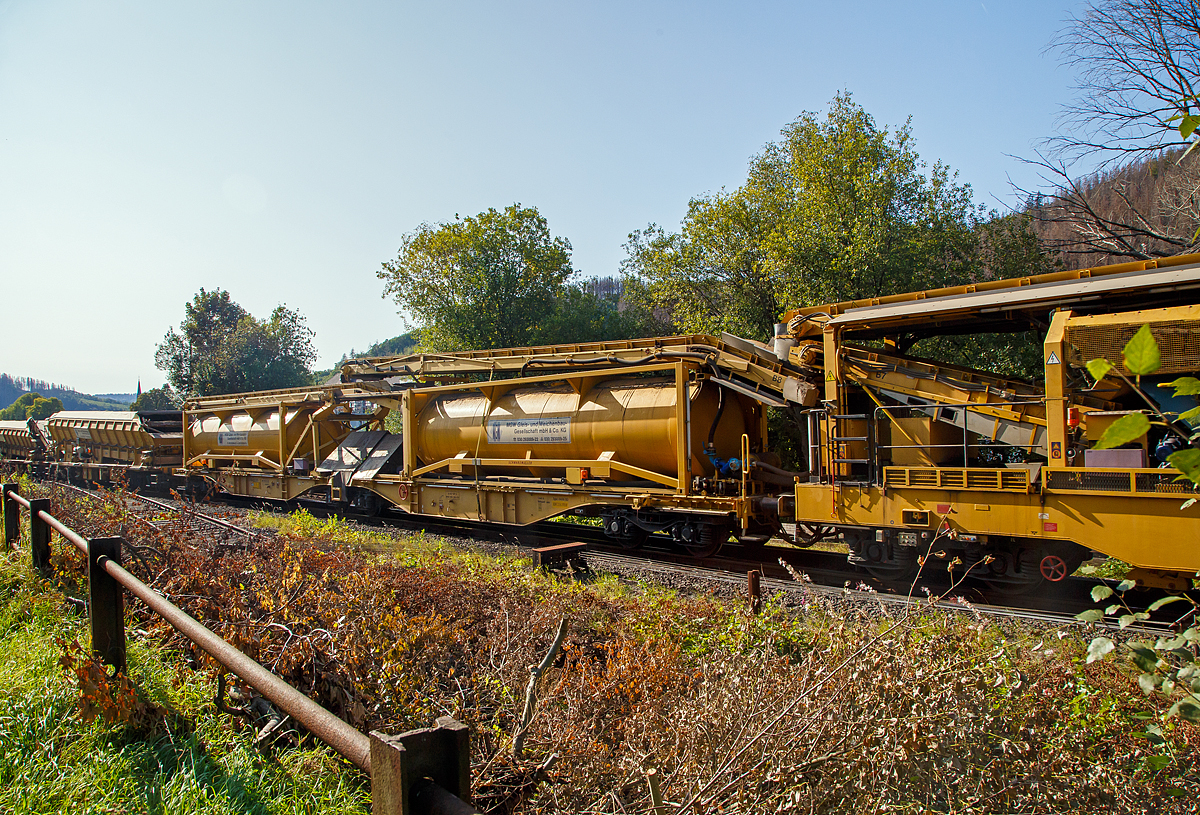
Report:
1,482,477,815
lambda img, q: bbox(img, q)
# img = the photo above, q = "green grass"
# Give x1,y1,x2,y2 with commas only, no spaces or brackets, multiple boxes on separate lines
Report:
1076,556,1132,580
0,550,369,815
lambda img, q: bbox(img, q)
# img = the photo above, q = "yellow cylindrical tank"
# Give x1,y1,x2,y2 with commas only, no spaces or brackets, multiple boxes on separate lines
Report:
415,377,746,477
187,407,301,461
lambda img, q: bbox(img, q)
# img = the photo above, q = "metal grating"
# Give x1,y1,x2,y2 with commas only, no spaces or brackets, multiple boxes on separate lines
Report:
1066,320,1200,375
1045,468,1197,496
884,467,1030,492
1135,471,1194,494
1046,470,1131,492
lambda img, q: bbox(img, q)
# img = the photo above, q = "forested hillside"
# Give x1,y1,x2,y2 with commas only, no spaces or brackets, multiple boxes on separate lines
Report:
0,374,126,413
1027,149,1200,268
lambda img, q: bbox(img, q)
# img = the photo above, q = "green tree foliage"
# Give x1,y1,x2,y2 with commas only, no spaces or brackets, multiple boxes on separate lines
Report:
129,386,180,411
534,281,668,345
623,94,1058,343
360,332,418,358
0,392,63,421
154,289,317,397
379,205,576,351
1078,325,1200,736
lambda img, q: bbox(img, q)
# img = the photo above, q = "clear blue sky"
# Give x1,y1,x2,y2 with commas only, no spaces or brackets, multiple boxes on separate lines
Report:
0,0,1085,393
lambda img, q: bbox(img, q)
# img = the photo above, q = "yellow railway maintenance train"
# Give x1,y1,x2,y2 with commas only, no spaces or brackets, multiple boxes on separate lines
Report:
3,254,1198,595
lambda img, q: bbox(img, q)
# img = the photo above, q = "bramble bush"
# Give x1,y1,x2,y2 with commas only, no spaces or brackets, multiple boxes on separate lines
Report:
14,478,1200,812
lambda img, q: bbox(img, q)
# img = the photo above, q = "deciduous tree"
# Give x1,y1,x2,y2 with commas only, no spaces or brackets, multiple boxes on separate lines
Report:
378,205,575,350
1028,0,1200,260
623,93,1052,342
129,386,180,411
0,393,63,421
155,289,317,397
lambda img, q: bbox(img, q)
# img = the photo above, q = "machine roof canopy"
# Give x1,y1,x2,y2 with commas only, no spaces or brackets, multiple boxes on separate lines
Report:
788,255,1200,340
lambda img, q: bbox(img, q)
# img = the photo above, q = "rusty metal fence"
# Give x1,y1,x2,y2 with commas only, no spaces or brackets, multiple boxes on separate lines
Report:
1,482,478,815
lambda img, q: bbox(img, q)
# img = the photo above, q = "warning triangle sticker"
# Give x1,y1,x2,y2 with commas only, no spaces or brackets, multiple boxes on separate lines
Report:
1046,351,1061,364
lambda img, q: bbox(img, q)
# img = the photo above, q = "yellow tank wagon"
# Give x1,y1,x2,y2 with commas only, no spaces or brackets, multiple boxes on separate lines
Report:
180,383,395,503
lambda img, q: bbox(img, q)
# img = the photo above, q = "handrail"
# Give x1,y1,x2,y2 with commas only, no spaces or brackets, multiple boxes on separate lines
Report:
39,509,88,554
97,553,372,770
0,482,478,813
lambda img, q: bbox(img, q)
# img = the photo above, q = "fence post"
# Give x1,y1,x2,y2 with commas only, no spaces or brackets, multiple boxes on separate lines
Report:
370,717,473,815
29,498,51,575
370,731,407,815
2,483,17,547
88,536,126,673
748,569,761,614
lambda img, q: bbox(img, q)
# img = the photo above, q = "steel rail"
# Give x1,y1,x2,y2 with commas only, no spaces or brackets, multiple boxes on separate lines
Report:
129,492,261,539
581,549,1179,637
58,482,260,540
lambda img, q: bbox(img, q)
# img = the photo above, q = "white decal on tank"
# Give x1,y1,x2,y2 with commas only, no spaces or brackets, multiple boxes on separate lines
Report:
218,430,251,447
74,427,92,440
487,417,571,445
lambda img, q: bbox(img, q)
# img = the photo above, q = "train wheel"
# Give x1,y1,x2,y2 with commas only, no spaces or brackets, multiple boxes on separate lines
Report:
981,543,1085,595
678,522,732,558
614,527,648,550
603,515,648,549
846,530,919,584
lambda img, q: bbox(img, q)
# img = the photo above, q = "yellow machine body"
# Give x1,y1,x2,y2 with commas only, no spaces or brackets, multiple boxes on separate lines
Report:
785,254,1200,588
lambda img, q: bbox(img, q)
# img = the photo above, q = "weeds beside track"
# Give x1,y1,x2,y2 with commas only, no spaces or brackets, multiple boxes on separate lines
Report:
3,476,1198,813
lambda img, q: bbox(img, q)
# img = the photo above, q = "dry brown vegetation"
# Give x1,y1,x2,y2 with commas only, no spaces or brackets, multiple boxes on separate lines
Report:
1027,149,1200,267
28,481,1200,814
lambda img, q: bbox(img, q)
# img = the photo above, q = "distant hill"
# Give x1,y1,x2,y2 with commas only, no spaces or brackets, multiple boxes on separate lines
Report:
349,332,419,359
94,393,137,406
0,374,129,413
313,332,419,383
1026,148,1197,268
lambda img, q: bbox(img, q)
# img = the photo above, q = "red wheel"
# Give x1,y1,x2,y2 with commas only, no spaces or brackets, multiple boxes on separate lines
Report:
396,482,410,501
1040,553,1069,582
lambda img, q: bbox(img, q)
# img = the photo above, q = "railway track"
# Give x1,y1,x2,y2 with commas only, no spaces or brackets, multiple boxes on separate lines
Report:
47,483,1196,637
60,483,262,541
